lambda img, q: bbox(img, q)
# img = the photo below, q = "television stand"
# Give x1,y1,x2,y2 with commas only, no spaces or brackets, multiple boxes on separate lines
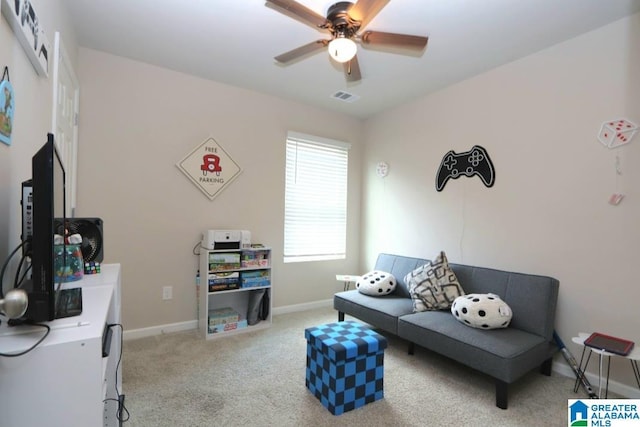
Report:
0,264,122,427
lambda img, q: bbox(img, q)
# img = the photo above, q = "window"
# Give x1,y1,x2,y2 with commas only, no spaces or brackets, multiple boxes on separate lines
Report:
284,132,350,263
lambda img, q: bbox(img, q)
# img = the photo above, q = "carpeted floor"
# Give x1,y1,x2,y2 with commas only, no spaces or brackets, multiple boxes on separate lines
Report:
120,306,588,426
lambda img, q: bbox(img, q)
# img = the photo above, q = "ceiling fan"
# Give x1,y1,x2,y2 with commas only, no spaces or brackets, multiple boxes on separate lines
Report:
266,0,429,82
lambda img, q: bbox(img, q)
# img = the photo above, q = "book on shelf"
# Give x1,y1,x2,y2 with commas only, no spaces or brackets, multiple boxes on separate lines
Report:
208,319,248,334
208,307,240,326
208,283,240,292
208,253,241,270
240,270,270,288
208,271,240,292
241,250,270,268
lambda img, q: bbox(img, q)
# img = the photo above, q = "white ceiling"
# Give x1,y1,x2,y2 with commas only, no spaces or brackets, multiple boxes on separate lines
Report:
60,0,640,119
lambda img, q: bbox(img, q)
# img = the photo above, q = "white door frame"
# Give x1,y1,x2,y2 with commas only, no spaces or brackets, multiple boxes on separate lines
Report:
51,31,80,217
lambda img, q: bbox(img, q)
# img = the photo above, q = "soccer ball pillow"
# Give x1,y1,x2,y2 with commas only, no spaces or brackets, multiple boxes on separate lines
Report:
451,293,512,329
356,271,397,296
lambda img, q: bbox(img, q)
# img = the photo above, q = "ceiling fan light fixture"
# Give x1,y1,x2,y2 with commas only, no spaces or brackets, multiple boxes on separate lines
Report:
328,36,357,63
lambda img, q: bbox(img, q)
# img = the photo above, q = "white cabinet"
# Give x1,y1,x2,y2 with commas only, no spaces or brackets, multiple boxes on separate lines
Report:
0,264,122,427
199,248,272,339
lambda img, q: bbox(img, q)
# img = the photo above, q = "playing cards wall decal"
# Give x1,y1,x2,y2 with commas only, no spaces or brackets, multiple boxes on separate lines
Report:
598,118,637,148
436,145,495,192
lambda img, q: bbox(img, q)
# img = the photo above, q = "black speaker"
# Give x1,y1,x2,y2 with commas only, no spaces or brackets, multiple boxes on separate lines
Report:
55,218,104,262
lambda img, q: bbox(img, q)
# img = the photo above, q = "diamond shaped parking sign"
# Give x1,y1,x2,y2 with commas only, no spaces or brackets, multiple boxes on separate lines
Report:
176,137,242,200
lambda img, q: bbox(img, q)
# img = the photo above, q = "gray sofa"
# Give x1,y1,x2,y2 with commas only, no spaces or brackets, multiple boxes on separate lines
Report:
333,253,559,409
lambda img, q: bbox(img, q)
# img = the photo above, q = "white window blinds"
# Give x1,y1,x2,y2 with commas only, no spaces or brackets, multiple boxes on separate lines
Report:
284,132,350,263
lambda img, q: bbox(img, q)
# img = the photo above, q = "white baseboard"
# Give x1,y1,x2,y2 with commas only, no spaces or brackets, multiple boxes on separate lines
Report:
123,299,333,341
553,360,640,399
123,320,197,341
272,299,333,315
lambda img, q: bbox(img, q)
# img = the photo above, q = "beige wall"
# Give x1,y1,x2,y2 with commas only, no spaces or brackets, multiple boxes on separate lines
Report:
0,1,77,285
361,13,640,391
75,49,363,330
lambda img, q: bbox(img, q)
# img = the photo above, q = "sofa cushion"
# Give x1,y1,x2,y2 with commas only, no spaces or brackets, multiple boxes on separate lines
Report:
356,271,397,296
404,251,465,311
451,293,512,329
397,311,555,383
449,264,559,340
334,290,414,335
373,253,429,299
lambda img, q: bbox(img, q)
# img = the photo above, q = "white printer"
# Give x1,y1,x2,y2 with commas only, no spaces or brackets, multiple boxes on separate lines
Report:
202,230,251,250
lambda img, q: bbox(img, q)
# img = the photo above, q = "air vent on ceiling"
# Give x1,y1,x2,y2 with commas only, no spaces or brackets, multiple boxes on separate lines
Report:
331,90,360,103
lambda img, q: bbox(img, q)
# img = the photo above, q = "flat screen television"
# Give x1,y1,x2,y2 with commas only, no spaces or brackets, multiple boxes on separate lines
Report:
22,133,66,322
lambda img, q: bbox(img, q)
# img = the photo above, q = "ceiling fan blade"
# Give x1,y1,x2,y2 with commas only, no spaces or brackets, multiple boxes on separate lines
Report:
266,0,327,29
343,55,361,82
360,30,428,50
275,40,329,64
348,0,390,30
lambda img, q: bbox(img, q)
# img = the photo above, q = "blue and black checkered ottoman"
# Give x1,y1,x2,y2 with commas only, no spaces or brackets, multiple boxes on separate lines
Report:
304,320,388,415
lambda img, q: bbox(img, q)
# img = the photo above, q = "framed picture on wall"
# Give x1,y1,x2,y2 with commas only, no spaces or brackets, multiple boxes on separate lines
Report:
1,0,50,77
0,77,15,146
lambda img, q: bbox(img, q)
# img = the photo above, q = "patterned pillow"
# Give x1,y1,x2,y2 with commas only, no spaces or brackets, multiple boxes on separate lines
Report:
356,271,397,296
404,251,465,311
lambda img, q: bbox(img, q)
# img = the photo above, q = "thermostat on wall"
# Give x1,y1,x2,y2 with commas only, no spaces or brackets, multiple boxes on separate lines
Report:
376,161,389,177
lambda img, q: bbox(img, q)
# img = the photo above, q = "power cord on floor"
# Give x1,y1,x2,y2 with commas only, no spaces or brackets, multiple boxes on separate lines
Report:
103,323,130,424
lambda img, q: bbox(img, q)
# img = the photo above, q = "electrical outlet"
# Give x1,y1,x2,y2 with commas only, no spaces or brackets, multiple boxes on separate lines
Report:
162,286,173,300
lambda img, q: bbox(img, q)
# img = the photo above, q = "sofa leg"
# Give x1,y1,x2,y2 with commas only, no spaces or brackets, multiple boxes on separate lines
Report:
496,380,508,410
338,312,344,322
408,342,415,355
540,357,553,376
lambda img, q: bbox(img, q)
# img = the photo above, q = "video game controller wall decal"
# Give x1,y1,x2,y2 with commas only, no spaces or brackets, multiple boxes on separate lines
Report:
436,145,495,192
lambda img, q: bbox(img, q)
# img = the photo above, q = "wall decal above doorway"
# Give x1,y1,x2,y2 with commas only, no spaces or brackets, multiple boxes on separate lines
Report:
176,137,242,200
436,145,495,191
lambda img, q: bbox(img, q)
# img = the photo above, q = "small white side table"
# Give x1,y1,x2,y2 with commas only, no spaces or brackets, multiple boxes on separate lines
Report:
571,332,640,398
336,274,361,291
